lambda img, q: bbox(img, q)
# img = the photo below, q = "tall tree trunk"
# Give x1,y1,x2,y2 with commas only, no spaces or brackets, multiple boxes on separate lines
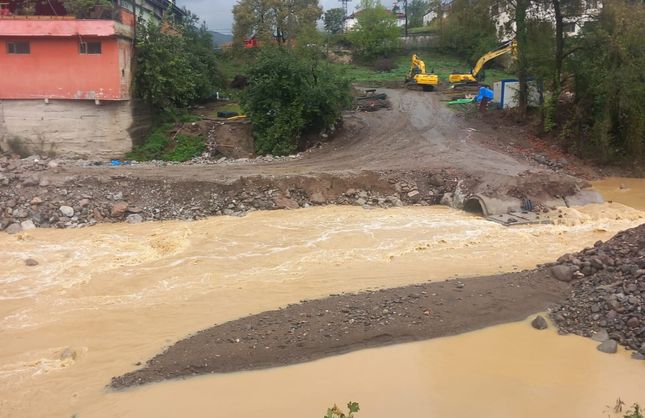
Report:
515,0,530,119
544,0,564,131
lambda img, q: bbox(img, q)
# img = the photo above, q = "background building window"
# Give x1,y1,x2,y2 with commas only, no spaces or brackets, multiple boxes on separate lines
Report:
563,22,577,33
7,41,30,54
79,41,102,54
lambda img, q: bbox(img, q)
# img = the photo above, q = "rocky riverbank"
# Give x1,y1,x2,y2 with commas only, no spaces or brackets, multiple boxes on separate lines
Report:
546,224,645,358
0,155,471,234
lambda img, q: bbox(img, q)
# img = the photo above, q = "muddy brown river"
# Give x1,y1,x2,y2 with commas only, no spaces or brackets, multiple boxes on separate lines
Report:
1,179,644,417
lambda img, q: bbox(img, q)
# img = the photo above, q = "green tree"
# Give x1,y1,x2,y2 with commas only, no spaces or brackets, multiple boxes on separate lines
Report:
134,17,222,109
437,0,498,62
240,47,351,156
407,0,429,28
324,7,346,34
61,0,112,18
565,0,645,163
347,0,400,60
232,0,322,47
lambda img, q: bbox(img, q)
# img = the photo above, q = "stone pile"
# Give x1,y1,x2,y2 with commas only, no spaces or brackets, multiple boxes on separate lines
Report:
0,155,460,234
546,224,645,359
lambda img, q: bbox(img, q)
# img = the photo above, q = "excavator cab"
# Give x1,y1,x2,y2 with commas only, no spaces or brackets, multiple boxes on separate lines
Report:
405,54,439,91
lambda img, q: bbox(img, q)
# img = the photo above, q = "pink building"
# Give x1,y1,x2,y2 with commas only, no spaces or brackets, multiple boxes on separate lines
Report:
0,16,134,101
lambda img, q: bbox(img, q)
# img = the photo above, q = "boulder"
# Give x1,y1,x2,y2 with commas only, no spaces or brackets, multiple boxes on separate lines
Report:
4,223,22,234
310,192,325,204
126,214,143,224
550,265,575,282
531,315,548,330
591,329,609,342
25,258,39,267
273,196,299,210
596,339,618,354
111,201,129,217
59,206,74,217
20,220,36,231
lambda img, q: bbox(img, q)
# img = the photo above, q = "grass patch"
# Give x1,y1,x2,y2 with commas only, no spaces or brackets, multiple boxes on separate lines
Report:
127,117,205,162
333,50,514,85
408,26,435,35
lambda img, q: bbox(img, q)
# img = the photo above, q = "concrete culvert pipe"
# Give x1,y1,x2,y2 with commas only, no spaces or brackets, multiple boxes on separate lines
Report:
463,194,524,217
464,196,486,215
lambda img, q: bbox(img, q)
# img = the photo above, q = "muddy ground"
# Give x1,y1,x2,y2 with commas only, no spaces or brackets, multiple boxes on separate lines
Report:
1,89,589,233
111,270,569,388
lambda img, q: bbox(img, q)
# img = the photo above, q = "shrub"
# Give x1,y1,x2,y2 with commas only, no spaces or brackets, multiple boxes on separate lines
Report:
240,47,351,156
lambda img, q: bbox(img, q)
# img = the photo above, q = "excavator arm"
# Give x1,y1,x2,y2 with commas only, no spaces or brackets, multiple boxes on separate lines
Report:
448,39,517,84
410,54,426,75
471,39,517,78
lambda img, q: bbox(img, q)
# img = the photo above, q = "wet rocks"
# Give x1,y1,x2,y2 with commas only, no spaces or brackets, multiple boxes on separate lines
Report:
549,224,645,358
24,258,39,267
596,339,618,354
5,223,22,234
591,328,609,342
531,315,548,330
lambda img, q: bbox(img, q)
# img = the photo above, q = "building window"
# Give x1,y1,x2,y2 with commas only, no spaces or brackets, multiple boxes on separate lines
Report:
7,41,30,54
563,22,576,33
79,41,101,54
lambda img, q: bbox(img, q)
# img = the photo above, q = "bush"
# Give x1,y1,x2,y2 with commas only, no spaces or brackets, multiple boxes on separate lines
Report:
240,47,351,156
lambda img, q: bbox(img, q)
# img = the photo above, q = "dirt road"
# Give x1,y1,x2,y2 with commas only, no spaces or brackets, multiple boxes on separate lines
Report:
62,89,537,181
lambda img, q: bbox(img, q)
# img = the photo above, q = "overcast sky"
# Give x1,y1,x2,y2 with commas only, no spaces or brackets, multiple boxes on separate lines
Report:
176,0,399,34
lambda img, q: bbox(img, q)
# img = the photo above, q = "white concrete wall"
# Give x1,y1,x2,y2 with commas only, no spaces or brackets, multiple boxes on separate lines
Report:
0,99,149,159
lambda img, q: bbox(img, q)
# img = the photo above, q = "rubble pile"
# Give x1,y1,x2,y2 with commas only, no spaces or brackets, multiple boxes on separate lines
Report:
546,224,645,359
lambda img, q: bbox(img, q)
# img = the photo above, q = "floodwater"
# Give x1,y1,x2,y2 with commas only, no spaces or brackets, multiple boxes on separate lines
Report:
1,199,644,417
593,177,645,211
84,320,645,418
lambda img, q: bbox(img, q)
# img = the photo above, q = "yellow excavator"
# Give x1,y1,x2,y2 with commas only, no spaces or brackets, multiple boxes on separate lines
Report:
448,39,517,84
405,54,439,91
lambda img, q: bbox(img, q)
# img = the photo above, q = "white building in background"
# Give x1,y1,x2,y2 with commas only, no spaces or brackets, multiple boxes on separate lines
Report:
492,0,602,41
422,0,453,25
344,9,406,30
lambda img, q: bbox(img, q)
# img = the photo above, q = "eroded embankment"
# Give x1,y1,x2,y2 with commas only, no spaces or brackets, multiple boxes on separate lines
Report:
1,155,587,233
111,269,569,388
